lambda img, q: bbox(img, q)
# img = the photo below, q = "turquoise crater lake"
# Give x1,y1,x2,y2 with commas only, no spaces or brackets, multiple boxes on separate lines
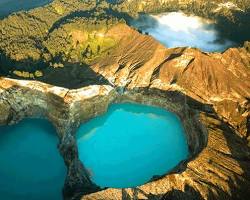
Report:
0,119,66,200
77,103,189,188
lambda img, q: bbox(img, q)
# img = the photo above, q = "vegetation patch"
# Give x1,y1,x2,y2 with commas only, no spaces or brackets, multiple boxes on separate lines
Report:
12,70,43,78
44,17,120,65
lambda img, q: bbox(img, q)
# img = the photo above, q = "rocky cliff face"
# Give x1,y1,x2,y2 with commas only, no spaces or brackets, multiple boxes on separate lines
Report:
0,1,250,200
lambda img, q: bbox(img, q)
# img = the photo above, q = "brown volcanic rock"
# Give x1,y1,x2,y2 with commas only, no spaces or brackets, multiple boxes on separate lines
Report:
152,48,250,137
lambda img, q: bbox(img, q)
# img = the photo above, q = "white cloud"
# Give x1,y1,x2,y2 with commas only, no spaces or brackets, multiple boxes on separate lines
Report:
132,12,234,52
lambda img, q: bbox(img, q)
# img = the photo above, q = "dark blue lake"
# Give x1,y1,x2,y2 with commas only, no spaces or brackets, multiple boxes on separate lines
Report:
0,119,66,200
77,103,189,188
0,0,52,18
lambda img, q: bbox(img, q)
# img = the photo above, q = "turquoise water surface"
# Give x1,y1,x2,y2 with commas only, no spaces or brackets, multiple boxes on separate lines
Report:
77,103,189,188
0,119,66,200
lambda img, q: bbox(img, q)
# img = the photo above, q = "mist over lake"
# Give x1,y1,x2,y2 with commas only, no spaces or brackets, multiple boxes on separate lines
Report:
132,12,235,52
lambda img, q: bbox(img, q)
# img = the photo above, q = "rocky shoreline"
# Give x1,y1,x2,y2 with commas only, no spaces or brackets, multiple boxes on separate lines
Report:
0,77,207,198
0,68,249,199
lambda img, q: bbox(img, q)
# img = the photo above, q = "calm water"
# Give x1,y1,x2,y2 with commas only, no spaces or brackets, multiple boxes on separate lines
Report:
0,119,66,200
0,0,52,18
132,12,234,52
77,103,189,188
